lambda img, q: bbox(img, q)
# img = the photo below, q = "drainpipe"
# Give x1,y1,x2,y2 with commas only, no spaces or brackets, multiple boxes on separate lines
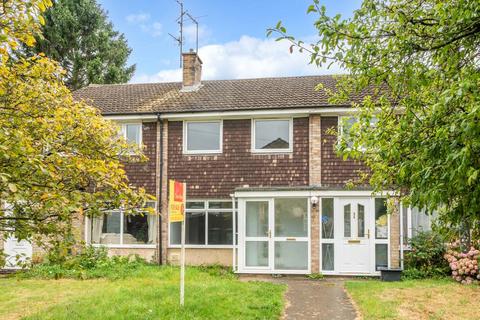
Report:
157,114,163,265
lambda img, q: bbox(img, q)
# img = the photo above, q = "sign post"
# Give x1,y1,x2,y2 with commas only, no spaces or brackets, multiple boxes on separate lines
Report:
169,180,186,306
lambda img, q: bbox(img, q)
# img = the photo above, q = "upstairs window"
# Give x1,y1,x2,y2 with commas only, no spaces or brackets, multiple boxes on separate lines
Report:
252,119,292,152
339,116,377,150
120,123,142,145
184,121,222,154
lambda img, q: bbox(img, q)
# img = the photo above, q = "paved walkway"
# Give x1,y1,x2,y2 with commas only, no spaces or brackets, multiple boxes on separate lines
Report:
241,277,358,320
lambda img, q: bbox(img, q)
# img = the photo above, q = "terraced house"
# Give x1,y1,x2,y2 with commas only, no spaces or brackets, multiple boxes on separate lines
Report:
2,52,435,274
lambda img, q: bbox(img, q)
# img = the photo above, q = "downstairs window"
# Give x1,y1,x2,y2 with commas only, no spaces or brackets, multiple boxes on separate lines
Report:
88,202,157,246
170,200,235,246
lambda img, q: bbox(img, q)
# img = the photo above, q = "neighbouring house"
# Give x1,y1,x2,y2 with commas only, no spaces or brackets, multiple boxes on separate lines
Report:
1,51,436,274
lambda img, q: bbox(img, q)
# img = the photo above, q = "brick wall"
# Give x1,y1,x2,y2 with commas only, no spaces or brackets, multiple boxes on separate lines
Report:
320,116,369,187
168,118,309,198
309,115,321,185
123,122,157,195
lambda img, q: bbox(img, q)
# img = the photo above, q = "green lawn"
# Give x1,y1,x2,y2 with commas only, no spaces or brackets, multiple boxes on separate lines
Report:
0,266,285,320
346,278,480,320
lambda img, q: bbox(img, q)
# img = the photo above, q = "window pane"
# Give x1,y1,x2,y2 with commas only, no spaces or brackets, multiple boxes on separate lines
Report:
402,206,408,245
186,201,205,209
274,241,308,270
208,201,232,209
186,122,220,151
208,212,233,245
254,120,290,150
274,198,308,237
245,241,268,267
322,198,334,239
170,222,181,245
341,117,356,148
411,207,437,237
375,198,388,239
186,212,205,244
344,204,351,237
358,204,365,237
375,244,388,270
126,124,141,145
322,243,334,271
246,201,269,237
95,211,121,244
123,214,155,244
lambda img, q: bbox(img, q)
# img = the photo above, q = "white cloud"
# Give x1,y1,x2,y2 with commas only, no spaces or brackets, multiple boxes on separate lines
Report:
183,24,211,47
151,22,163,37
126,13,162,37
126,13,150,24
131,35,344,83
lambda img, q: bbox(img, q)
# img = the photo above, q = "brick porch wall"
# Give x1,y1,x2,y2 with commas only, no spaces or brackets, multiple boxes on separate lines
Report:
389,198,401,268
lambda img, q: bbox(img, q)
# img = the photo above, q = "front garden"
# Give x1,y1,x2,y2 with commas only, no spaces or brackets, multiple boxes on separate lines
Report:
346,279,480,320
0,249,285,320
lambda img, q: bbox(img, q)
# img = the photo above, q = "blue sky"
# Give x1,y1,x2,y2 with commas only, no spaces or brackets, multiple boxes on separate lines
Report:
97,0,361,83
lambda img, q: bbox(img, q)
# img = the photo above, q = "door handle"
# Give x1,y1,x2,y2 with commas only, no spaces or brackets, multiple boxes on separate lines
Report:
367,229,370,239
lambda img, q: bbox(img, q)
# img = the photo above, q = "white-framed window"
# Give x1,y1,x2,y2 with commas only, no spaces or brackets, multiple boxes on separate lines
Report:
183,120,223,154
169,200,236,247
86,201,157,247
401,206,437,247
119,123,142,146
251,118,293,153
374,198,389,270
321,198,335,271
338,116,378,150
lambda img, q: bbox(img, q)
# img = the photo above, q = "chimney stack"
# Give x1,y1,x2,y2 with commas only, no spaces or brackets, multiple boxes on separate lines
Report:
181,49,202,91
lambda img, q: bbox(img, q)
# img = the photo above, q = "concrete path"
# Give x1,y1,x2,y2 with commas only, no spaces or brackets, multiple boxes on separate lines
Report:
241,276,358,320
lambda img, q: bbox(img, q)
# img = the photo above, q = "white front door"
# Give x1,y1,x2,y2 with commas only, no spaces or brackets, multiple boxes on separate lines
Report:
338,198,372,274
238,197,310,274
3,237,32,269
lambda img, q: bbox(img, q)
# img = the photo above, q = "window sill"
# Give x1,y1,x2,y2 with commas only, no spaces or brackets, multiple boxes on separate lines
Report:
251,149,293,154
183,151,223,155
91,244,157,249
168,245,235,249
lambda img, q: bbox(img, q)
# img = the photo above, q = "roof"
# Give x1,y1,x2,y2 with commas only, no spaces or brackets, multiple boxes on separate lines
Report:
73,75,370,115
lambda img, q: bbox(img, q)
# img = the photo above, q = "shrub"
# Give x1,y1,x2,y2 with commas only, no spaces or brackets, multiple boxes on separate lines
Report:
444,242,480,285
307,273,324,280
19,245,149,280
403,231,450,279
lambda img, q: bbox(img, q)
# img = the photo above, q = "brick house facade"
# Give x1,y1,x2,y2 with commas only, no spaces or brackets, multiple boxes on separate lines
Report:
3,51,415,275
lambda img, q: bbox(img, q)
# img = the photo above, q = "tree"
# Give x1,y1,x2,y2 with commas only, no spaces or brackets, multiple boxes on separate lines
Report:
24,0,135,90
269,0,480,237
0,0,152,264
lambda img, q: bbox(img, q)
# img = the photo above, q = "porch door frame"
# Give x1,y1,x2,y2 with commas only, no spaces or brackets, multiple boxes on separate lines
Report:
239,198,274,272
320,196,391,275
237,196,311,274
336,197,375,275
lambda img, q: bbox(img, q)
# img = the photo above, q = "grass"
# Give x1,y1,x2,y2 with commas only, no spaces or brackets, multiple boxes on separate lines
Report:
0,265,285,320
346,278,480,320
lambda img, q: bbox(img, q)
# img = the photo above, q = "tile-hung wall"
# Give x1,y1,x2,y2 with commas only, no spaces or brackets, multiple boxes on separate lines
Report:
167,118,310,198
320,116,370,187
83,121,159,262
